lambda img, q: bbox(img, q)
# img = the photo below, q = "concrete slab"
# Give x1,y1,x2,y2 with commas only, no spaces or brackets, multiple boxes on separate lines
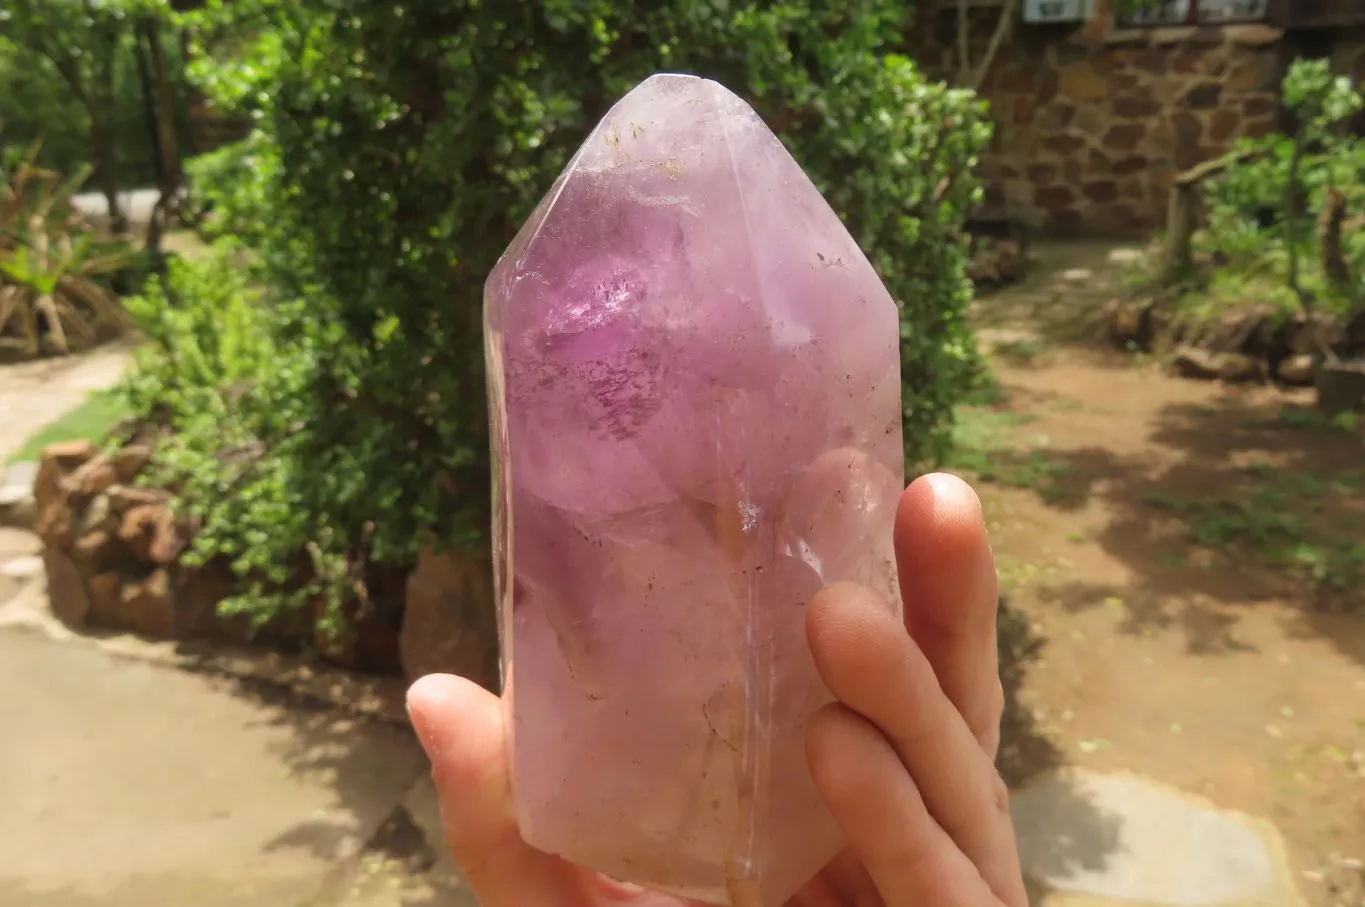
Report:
0,630,427,907
1012,770,1305,907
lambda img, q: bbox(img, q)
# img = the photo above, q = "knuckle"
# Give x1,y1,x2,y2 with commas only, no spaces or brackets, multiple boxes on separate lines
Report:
972,678,1006,758
988,768,1012,820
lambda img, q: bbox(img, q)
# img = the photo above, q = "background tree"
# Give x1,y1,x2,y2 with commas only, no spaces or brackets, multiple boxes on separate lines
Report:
4,0,135,231
1,0,185,241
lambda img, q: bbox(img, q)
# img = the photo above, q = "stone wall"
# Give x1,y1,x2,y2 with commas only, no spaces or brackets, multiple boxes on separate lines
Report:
28,435,499,685
953,22,1287,236
909,7,1365,238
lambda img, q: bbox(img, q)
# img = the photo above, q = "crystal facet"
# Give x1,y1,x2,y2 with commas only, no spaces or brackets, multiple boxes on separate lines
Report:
484,73,905,907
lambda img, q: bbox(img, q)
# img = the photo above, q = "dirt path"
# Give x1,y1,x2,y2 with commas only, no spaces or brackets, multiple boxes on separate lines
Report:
970,243,1365,906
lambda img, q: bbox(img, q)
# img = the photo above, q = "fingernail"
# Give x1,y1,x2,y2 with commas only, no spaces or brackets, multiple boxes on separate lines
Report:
405,678,439,753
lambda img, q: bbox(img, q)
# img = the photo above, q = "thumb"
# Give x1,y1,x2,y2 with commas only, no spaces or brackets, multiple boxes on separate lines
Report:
406,673,575,905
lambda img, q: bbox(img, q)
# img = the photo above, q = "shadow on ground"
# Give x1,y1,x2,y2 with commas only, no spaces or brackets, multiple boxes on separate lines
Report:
970,378,1365,669
174,660,424,864
997,596,1122,881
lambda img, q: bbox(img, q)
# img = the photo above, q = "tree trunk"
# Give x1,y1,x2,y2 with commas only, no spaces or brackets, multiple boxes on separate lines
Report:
144,18,182,202
1162,184,1197,283
136,16,182,252
1318,185,1350,289
1284,135,1308,309
90,118,128,235
88,24,127,235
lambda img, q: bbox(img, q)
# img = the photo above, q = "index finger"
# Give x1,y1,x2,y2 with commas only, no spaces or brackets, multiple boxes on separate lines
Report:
894,473,1004,757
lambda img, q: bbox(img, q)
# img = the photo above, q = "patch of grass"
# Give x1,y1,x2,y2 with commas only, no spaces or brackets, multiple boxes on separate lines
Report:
1160,247,1359,352
949,405,1085,507
1280,408,1363,434
5,388,130,464
992,337,1046,365
1143,467,1365,596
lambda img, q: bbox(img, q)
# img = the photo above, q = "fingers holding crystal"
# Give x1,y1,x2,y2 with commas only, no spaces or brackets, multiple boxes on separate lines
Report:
806,584,1028,907
806,702,1011,907
406,673,571,905
894,474,1004,758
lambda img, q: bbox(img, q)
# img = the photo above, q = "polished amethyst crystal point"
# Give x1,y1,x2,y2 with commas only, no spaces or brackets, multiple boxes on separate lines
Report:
484,73,905,907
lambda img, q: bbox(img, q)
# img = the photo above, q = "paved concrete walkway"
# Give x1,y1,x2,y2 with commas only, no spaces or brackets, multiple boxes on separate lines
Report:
0,517,477,907
0,341,135,464
1013,771,1305,907
0,629,428,907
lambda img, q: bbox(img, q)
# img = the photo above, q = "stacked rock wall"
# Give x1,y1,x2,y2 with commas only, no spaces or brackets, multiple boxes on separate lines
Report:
911,10,1365,237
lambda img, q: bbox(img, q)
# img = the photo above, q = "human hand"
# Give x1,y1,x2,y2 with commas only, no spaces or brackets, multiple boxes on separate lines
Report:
407,472,1028,907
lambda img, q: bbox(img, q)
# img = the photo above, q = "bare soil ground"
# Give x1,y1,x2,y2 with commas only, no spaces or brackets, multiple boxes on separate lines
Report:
969,242,1365,907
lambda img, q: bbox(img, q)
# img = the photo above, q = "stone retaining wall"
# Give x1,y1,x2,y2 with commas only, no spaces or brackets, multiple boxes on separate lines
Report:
911,9,1365,237
30,437,499,687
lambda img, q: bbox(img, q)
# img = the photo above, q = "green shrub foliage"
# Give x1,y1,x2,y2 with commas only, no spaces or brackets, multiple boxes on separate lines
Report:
126,0,991,626
1200,59,1365,315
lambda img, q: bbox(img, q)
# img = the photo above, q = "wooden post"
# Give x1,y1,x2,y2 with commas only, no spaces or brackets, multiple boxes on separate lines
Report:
1160,146,1273,286
1162,182,1197,284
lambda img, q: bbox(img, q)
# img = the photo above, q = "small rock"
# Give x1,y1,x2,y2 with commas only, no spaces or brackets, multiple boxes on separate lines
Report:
35,497,73,548
44,549,90,628
119,503,185,565
108,484,165,513
1171,346,1223,380
120,568,176,637
42,439,98,470
87,571,124,623
148,513,186,565
33,461,69,523
1277,353,1317,387
72,528,120,570
68,457,119,500
1105,298,1154,351
1216,352,1264,383
118,505,162,561
78,493,113,536
1061,268,1093,283
400,547,499,690
112,443,154,483
1107,248,1145,266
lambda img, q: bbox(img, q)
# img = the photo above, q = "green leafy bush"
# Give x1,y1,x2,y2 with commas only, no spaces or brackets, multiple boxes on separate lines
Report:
1199,59,1365,315
128,1,990,628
